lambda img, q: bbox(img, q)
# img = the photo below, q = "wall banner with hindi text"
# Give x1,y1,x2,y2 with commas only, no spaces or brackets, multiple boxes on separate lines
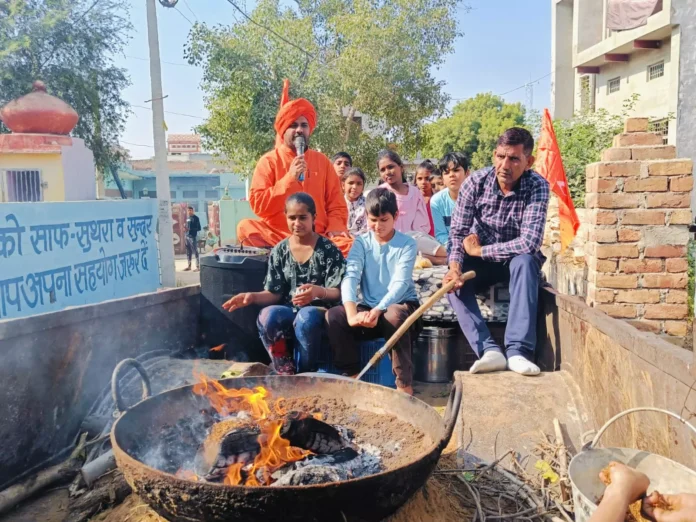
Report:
0,200,160,321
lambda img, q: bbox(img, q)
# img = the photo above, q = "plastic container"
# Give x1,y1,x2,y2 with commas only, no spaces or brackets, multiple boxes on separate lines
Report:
316,339,396,388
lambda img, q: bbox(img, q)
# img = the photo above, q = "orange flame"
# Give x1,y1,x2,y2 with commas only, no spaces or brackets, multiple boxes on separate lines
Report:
191,372,312,486
209,344,226,353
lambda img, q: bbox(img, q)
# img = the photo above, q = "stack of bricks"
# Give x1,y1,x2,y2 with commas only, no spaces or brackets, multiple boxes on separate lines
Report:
585,117,693,338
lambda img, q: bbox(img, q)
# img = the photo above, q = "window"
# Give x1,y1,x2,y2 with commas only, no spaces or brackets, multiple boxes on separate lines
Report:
607,77,621,94
2,170,42,202
649,119,670,145
580,75,595,112
170,191,176,199
205,190,219,199
182,190,198,198
648,61,664,81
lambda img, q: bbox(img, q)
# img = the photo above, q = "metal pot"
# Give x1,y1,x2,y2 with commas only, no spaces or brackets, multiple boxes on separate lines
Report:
111,373,462,522
413,326,462,383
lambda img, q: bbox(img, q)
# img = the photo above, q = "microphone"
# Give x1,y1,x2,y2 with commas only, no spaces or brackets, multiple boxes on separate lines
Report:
293,135,306,181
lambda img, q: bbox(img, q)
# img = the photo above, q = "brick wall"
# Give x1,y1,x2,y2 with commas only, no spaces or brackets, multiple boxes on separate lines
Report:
585,118,693,338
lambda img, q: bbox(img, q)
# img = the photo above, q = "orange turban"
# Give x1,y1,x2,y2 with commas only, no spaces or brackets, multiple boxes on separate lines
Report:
273,79,317,141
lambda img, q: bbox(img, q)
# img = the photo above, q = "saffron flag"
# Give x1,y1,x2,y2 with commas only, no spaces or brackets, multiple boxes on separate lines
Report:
535,108,580,252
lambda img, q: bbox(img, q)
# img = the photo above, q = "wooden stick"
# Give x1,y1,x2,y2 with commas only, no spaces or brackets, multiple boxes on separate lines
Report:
0,433,88,515
552,419,570,503
355,270,476,381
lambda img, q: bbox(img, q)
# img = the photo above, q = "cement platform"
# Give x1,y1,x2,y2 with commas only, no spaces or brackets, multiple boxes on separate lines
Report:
455,370,589,471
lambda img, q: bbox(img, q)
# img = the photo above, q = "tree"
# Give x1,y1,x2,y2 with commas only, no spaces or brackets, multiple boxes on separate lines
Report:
421,93,526,170
0,0,132,174
185,0,465,177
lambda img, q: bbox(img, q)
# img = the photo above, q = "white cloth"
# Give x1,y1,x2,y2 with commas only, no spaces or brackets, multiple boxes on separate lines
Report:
606,0,661,31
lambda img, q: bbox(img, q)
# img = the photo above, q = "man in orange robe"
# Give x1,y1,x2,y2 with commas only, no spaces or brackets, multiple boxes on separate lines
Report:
237,80,353,256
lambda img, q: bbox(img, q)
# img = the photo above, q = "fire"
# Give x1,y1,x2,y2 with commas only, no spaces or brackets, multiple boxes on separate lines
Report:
191,372,312,486
209,344,226,353
175,468,199,481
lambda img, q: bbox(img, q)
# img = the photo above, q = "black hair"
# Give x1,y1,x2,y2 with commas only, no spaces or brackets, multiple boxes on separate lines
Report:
285,192,316,217
438,152,470,174
342,167,366,185
366,187,398,218
331,152,353,166
497,127,535,156
376,149,408,183
187,205,194,211
416,160,437,177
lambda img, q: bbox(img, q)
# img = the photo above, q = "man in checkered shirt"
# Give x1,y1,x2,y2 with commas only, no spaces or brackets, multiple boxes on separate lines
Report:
442,128,549,376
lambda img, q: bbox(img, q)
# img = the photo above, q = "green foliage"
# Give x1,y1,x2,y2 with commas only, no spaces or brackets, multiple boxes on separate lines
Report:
421,93,526,170
0,0,132,174
536,94,640,207
185,0,464,178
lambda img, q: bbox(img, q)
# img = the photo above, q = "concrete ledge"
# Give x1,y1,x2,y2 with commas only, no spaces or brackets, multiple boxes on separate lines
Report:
0,285,201,341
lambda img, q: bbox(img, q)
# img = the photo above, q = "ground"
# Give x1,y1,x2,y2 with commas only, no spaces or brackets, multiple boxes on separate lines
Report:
175,255,201,287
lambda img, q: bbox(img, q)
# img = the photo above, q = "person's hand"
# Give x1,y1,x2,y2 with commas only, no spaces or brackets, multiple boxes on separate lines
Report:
347,311,366,327
463,234,482,257
288,156,307,181
292,284,319,307
644,492,696,522
222,293,255,312
361,308,382,328
599,462,650,505
443,268,463,292
327,230,350,239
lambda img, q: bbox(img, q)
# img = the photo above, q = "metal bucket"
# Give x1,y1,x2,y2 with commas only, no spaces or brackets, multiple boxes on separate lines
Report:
413,326,461,383
568,408,696,522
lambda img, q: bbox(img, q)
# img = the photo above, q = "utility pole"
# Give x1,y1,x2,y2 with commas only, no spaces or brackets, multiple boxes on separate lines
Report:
146,0,176,287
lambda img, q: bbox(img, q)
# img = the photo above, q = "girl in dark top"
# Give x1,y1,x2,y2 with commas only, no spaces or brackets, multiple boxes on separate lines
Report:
222,193,345,374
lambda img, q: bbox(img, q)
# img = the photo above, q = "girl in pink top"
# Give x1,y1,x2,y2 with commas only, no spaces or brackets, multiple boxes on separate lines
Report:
377,150,448,265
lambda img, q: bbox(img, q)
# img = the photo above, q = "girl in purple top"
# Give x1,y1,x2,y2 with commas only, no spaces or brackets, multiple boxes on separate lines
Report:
377,150,447,265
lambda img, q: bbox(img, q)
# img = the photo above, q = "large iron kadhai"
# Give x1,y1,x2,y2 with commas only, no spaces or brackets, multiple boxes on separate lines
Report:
111,375,462,522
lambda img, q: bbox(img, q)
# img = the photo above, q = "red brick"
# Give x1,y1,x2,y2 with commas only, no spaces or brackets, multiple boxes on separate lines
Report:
643,274,688,289
615,289,661,304
644,245,687,258
590,229,618,243
602,148,632,162
645,193,691,208
599,304,638,319
587,178,618,193
624,118,649,133
631,146,676,160
622,210,666,225
670,176,693,192
596,274,639,288
666,290,688,304
595,193,640,209
588,286,615,304
643,304,688,320
627,320,662,334
666,258,689,273
596,244,639,259
619,259,663,274
665,321,688,336
624,177,668,192
596,161,642,178
670,210,693,225
591,211,619,225
648,160,693,176
597,260,618,272
613,132,663,147
618,229,641,242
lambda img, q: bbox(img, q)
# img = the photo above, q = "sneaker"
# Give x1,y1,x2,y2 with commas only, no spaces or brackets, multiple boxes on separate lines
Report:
183,266,191,272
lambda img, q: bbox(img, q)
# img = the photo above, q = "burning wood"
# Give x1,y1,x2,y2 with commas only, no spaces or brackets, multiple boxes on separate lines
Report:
178,372,381,487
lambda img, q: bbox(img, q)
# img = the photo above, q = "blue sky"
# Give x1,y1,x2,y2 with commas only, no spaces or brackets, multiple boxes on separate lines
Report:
114,0,551,159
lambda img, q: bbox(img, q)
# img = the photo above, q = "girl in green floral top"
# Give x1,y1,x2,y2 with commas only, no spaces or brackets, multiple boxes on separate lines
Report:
222,192,345,374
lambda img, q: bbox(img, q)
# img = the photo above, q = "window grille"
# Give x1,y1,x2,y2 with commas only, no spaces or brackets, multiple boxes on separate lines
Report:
607,77,621,94
648,61,664,81
648,119,669,145
2,170,43,202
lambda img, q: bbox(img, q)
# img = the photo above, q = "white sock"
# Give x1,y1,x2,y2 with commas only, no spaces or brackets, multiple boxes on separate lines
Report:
470,350,507,374
507,355,540,376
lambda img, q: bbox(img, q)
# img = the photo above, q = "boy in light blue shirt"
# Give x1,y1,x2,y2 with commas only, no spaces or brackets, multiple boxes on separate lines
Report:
326,188,420,395
430,152,470,249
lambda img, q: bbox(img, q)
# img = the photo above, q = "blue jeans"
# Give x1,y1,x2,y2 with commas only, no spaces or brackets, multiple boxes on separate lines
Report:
256,305,325,374
447,254,540,360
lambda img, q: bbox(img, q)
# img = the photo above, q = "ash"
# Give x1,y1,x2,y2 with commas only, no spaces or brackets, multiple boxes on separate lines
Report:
270,440,384,486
